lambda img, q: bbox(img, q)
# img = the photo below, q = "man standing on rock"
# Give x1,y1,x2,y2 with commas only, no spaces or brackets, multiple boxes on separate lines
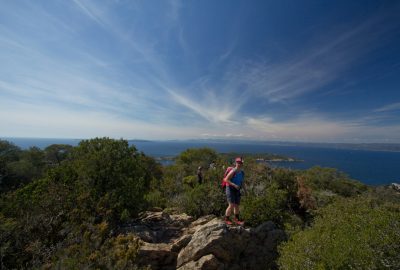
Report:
223,157,245,225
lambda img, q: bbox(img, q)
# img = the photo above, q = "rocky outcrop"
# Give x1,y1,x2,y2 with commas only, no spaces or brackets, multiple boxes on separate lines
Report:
123,210,285,270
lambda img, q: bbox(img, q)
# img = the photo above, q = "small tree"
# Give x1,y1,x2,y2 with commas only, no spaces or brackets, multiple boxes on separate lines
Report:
175,148,218,176
0,140,22,192
44,144,73,165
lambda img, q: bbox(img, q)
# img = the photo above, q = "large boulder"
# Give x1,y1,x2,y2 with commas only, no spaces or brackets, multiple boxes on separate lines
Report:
177,218,250,267
242,221,287,270
177,254,223,270
137,242,177,270
121,210,194,243
177,218,285,270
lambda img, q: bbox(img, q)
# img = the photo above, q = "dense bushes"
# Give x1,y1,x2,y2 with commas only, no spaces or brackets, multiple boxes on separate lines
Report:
148,151,372,230
179,182,226,218
0,138,158,269
300,166,369,197
53,225,144,270
278,196,400,269
0,139,73,193
145,148,225,213
66,138,156,220
241,183,289,226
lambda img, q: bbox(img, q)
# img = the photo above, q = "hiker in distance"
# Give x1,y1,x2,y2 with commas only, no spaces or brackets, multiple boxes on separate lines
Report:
197,166,203,184
223,157,245,225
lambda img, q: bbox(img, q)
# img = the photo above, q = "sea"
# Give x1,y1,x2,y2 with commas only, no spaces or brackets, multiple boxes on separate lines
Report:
3,137,400,186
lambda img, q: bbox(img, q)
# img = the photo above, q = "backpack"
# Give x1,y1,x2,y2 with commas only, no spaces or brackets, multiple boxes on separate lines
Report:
221,167,244,188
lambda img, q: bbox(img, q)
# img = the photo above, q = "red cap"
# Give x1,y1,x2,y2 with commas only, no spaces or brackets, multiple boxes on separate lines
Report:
235,157,243,163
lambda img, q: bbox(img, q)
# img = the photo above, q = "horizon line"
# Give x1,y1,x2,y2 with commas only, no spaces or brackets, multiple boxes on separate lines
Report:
2,136,400,145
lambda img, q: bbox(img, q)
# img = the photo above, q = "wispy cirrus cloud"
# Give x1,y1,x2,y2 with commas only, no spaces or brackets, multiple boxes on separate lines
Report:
72,0,107,27
165,88,239,124
71,0,175,84
164,6,400,127
245,115,356,141
374,102,400,112
244,114,400,142
0,1,181,124
228,13,397,104
0,101,207,139
167,0,182,22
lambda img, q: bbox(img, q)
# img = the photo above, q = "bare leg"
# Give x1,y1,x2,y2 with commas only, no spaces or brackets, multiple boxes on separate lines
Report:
233,204,239,215
232,204,244,224
225,202,234,217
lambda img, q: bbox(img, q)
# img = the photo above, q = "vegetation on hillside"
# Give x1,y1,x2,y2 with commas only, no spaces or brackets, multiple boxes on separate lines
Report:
0,138,399,269
278,196,400,269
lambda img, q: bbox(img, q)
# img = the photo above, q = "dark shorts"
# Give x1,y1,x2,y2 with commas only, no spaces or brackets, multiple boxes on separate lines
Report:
226,185,241,205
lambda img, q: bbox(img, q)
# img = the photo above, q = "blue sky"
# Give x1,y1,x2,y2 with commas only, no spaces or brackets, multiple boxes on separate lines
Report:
1,0,400,142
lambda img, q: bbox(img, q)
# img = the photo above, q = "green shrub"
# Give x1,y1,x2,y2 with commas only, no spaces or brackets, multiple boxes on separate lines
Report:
0,138,159,268
159,164,186,206
144,190,167,209
183,175,198,187
120,209,131,223
301,166,368,197
66,137,156,219
278,196,400,269
241,183,289,226
0,141,48,193
52,224,144,270
179,182,226,218
175,148,218,175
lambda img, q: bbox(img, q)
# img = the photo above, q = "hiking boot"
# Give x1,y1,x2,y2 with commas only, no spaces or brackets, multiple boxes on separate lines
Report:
233,217,244,226
224,217,233,225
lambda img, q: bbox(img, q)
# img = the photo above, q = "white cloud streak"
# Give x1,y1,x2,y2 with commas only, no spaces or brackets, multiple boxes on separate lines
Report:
71,0,173,84
0,1,180,125
246,115,357,141
232,16,390,103
0,102,206,140
165,88,238,124
162,9,397,127
244,115,400,143
374,102,400,112
72,0,107,27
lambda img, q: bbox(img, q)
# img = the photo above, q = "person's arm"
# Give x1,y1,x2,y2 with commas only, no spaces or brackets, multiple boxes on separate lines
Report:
223,169,240,189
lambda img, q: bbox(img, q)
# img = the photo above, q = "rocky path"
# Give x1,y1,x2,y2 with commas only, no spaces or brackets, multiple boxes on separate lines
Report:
120,209,285,270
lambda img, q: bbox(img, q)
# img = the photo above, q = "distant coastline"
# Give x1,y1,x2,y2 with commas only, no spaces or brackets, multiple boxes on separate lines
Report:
176,139,400,153
2,137,400,152
155,153,303,165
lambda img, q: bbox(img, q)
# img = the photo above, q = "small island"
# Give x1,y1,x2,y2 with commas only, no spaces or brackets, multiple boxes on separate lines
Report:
154,152,302,165
219,152,302,163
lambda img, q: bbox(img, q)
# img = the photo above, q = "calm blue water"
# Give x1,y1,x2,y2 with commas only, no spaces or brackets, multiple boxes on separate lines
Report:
3,138,400,186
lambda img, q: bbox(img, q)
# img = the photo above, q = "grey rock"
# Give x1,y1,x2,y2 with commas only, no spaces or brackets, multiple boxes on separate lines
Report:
137,242,177,270
177,254,224,270
171,234,192,252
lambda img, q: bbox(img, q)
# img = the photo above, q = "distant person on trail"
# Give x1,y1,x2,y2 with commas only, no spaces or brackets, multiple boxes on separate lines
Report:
197,166,203,184
209,161,216,169
223,157,245,225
